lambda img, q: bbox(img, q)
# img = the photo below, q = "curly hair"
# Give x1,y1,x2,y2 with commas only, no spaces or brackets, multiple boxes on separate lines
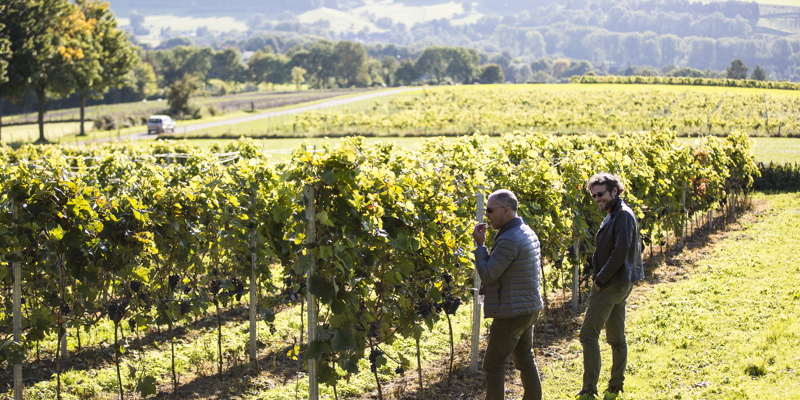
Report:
586,172,625,196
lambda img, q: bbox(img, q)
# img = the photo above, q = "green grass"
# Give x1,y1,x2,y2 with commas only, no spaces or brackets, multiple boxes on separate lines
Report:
678,137,800,164
2,88,381,145
541,192,800,399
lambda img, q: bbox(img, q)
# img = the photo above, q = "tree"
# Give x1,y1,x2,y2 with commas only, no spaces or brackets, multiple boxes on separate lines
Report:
335,41,370,87
445,47,480,83
0,0,87,143
415,47,449,83
726,59,748,79
71,0,138,136
667,67,703,77
291,66,306,89
394,60,420,85
167,74,200,117
210,48,245,82
0,11,10,139
305,40,338,89
248,50,289,85
153,46,213,86
513,64,532,83
479,64,504,84
750,64,767,81
551,58,571,79
380,56,400,86
0,16,8,86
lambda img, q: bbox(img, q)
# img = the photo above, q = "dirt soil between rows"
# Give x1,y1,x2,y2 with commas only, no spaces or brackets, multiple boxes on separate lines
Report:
1,199,762,400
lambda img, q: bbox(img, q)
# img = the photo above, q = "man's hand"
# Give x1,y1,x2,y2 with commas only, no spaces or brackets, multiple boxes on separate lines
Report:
472,223,487,246
592,281,601,292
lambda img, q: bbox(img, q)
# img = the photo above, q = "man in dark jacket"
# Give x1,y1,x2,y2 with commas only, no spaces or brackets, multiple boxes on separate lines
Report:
473,189,543,400
575,173,644,400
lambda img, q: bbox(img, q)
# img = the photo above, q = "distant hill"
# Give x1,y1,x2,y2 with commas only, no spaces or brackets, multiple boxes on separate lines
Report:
106,0,799,81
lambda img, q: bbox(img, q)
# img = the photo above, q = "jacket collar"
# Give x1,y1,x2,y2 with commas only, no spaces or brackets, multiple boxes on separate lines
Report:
608,196,623,214
492,216,523,251
598,197,624,232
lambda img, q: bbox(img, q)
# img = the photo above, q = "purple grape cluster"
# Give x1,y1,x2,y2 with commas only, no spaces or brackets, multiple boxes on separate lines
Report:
369,349,384,373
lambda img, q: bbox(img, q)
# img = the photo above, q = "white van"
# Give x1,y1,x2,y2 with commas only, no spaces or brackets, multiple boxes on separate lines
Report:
147,115,176,134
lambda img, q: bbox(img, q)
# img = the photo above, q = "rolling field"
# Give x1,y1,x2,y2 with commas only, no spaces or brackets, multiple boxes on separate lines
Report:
171,135,795,164
180,84,800,139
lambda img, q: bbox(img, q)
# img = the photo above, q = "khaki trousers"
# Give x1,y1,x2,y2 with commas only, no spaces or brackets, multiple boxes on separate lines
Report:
483,312,542,400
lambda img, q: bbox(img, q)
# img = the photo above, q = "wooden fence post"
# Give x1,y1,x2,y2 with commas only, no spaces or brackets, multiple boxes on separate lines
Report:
681,186,687,249
572,230,579,312
304,184,319,400
12,200,23,400
249,189,258,368
469,192,485,373
709,208,713,231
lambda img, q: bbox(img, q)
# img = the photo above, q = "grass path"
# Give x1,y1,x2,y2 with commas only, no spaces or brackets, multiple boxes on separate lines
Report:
537,192,800,399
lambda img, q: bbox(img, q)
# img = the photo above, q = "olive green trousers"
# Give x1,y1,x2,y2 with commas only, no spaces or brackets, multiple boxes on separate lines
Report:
483,311,542,400
579,281,634,393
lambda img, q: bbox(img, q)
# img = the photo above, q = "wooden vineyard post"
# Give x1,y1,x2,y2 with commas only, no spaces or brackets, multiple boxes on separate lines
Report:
708,209,713,232
60,323,67,360
249,189,258,368
572,229,579,312
681,186,687,249
469,192,484,373
304,184,319,400
12,200,23,400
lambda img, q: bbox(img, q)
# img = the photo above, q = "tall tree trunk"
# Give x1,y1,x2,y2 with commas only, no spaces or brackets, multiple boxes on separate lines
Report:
0,98,4,141
36,85,47,143
79,91,86,136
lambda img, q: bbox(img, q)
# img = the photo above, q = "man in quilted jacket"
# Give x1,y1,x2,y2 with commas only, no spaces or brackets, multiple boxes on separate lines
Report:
575,172,644,400
473,189,543,400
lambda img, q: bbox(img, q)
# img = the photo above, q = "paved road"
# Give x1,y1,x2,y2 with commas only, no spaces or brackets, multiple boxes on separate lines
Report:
78,88,417,145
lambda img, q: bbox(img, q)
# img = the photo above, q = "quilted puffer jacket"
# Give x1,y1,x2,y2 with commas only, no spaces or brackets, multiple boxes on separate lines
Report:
474,217,543,319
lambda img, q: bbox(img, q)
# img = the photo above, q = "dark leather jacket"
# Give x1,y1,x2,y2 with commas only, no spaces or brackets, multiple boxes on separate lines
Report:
592,197,644,288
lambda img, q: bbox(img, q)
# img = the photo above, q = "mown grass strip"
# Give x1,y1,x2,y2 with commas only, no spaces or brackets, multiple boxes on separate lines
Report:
540,192,800,399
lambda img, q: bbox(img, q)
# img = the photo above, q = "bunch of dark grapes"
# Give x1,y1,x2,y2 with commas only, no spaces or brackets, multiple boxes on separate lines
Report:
209,279,222,296
230,278,245,301
268,323,277,335
441,296,462,315
394,365,405,375
168,274,179,291
281,277,297,302
130,280,142,293
212,268,219,277
368,320,380,339
137,292,152,312
183,285,192,294
107,301,128,323
415,301,434,319
369,349,384,373
60,301,71,316
442,273,453,284
128,317,137,332
179,300,191,315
